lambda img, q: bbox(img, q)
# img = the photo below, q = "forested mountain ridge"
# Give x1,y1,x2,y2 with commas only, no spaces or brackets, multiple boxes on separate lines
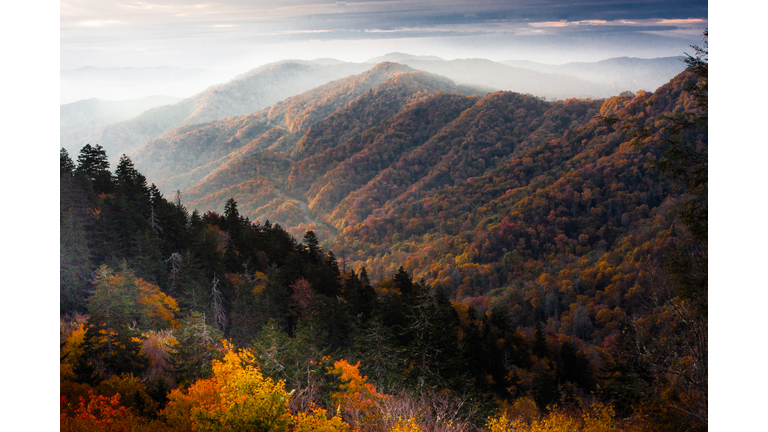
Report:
330,73,698,297
129,64,701,297
130,62,420,192
130,65,492,238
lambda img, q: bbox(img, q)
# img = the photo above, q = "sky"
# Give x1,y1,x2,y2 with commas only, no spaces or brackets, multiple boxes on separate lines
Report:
61,0,708,71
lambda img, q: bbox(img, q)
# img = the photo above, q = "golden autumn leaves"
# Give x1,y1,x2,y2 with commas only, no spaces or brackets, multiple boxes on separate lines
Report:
163,348,353,431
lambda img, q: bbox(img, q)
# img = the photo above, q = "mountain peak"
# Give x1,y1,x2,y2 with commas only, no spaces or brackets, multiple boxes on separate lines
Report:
368,61,414,73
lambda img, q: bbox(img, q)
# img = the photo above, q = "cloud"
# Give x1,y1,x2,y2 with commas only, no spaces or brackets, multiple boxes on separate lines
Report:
659,18,705,24
577,20,607,25
529,21,568,28
364,27,456,33
255,29,334,36
274,30,334,35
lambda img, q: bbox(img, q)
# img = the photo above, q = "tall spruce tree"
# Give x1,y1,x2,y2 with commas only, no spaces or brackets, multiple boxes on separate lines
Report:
75,144,112,194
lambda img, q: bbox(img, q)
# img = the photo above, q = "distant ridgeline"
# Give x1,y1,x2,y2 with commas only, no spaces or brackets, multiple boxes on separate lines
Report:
60,51,706,431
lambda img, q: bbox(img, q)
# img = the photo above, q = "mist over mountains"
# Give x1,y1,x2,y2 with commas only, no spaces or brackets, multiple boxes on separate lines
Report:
502,56,686,94
60,66,235,105
60,96,182,157
61,54,684,164
60,61,372,161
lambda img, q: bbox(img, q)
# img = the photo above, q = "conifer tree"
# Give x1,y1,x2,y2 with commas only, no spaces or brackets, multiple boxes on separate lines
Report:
532,322,547,358
166,311,223,389
60,148,75,175
303,231,321,263
393,266,415,298
75,144,112,194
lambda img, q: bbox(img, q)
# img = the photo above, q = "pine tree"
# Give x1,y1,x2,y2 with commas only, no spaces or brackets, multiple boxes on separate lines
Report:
115,154,149,200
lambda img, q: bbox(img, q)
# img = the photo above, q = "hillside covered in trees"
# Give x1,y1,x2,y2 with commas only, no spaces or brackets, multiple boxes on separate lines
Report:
60,37,707,431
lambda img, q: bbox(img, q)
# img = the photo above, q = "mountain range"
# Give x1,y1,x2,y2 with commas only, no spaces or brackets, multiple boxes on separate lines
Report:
118,59,701,301
62,54,685,165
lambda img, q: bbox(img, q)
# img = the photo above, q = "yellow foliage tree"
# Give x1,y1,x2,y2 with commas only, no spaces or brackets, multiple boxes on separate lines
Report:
61,322,86,381
163,348,292,432
135,278,180,329
389,416,422,432
488,402,618,432
291,404,349,432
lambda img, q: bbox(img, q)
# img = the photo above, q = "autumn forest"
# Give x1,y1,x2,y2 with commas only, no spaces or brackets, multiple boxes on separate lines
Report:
59,35,707,431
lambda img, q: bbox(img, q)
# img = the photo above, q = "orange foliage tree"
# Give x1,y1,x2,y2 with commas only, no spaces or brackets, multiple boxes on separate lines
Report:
326,358,389,428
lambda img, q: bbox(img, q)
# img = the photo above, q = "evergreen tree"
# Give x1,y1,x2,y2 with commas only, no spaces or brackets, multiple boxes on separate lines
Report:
405,283,462,391
166,312,223,390
75,144,112,194
532,322,548,358
115,154,149,199
223,197,241,228
60,148,75,175
393,266,414,298
75,318,149,384
531,359,559,410
60,207,91,314
60,155,93,314
351,267,377,321
559,341,593,391
302,230,321,263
